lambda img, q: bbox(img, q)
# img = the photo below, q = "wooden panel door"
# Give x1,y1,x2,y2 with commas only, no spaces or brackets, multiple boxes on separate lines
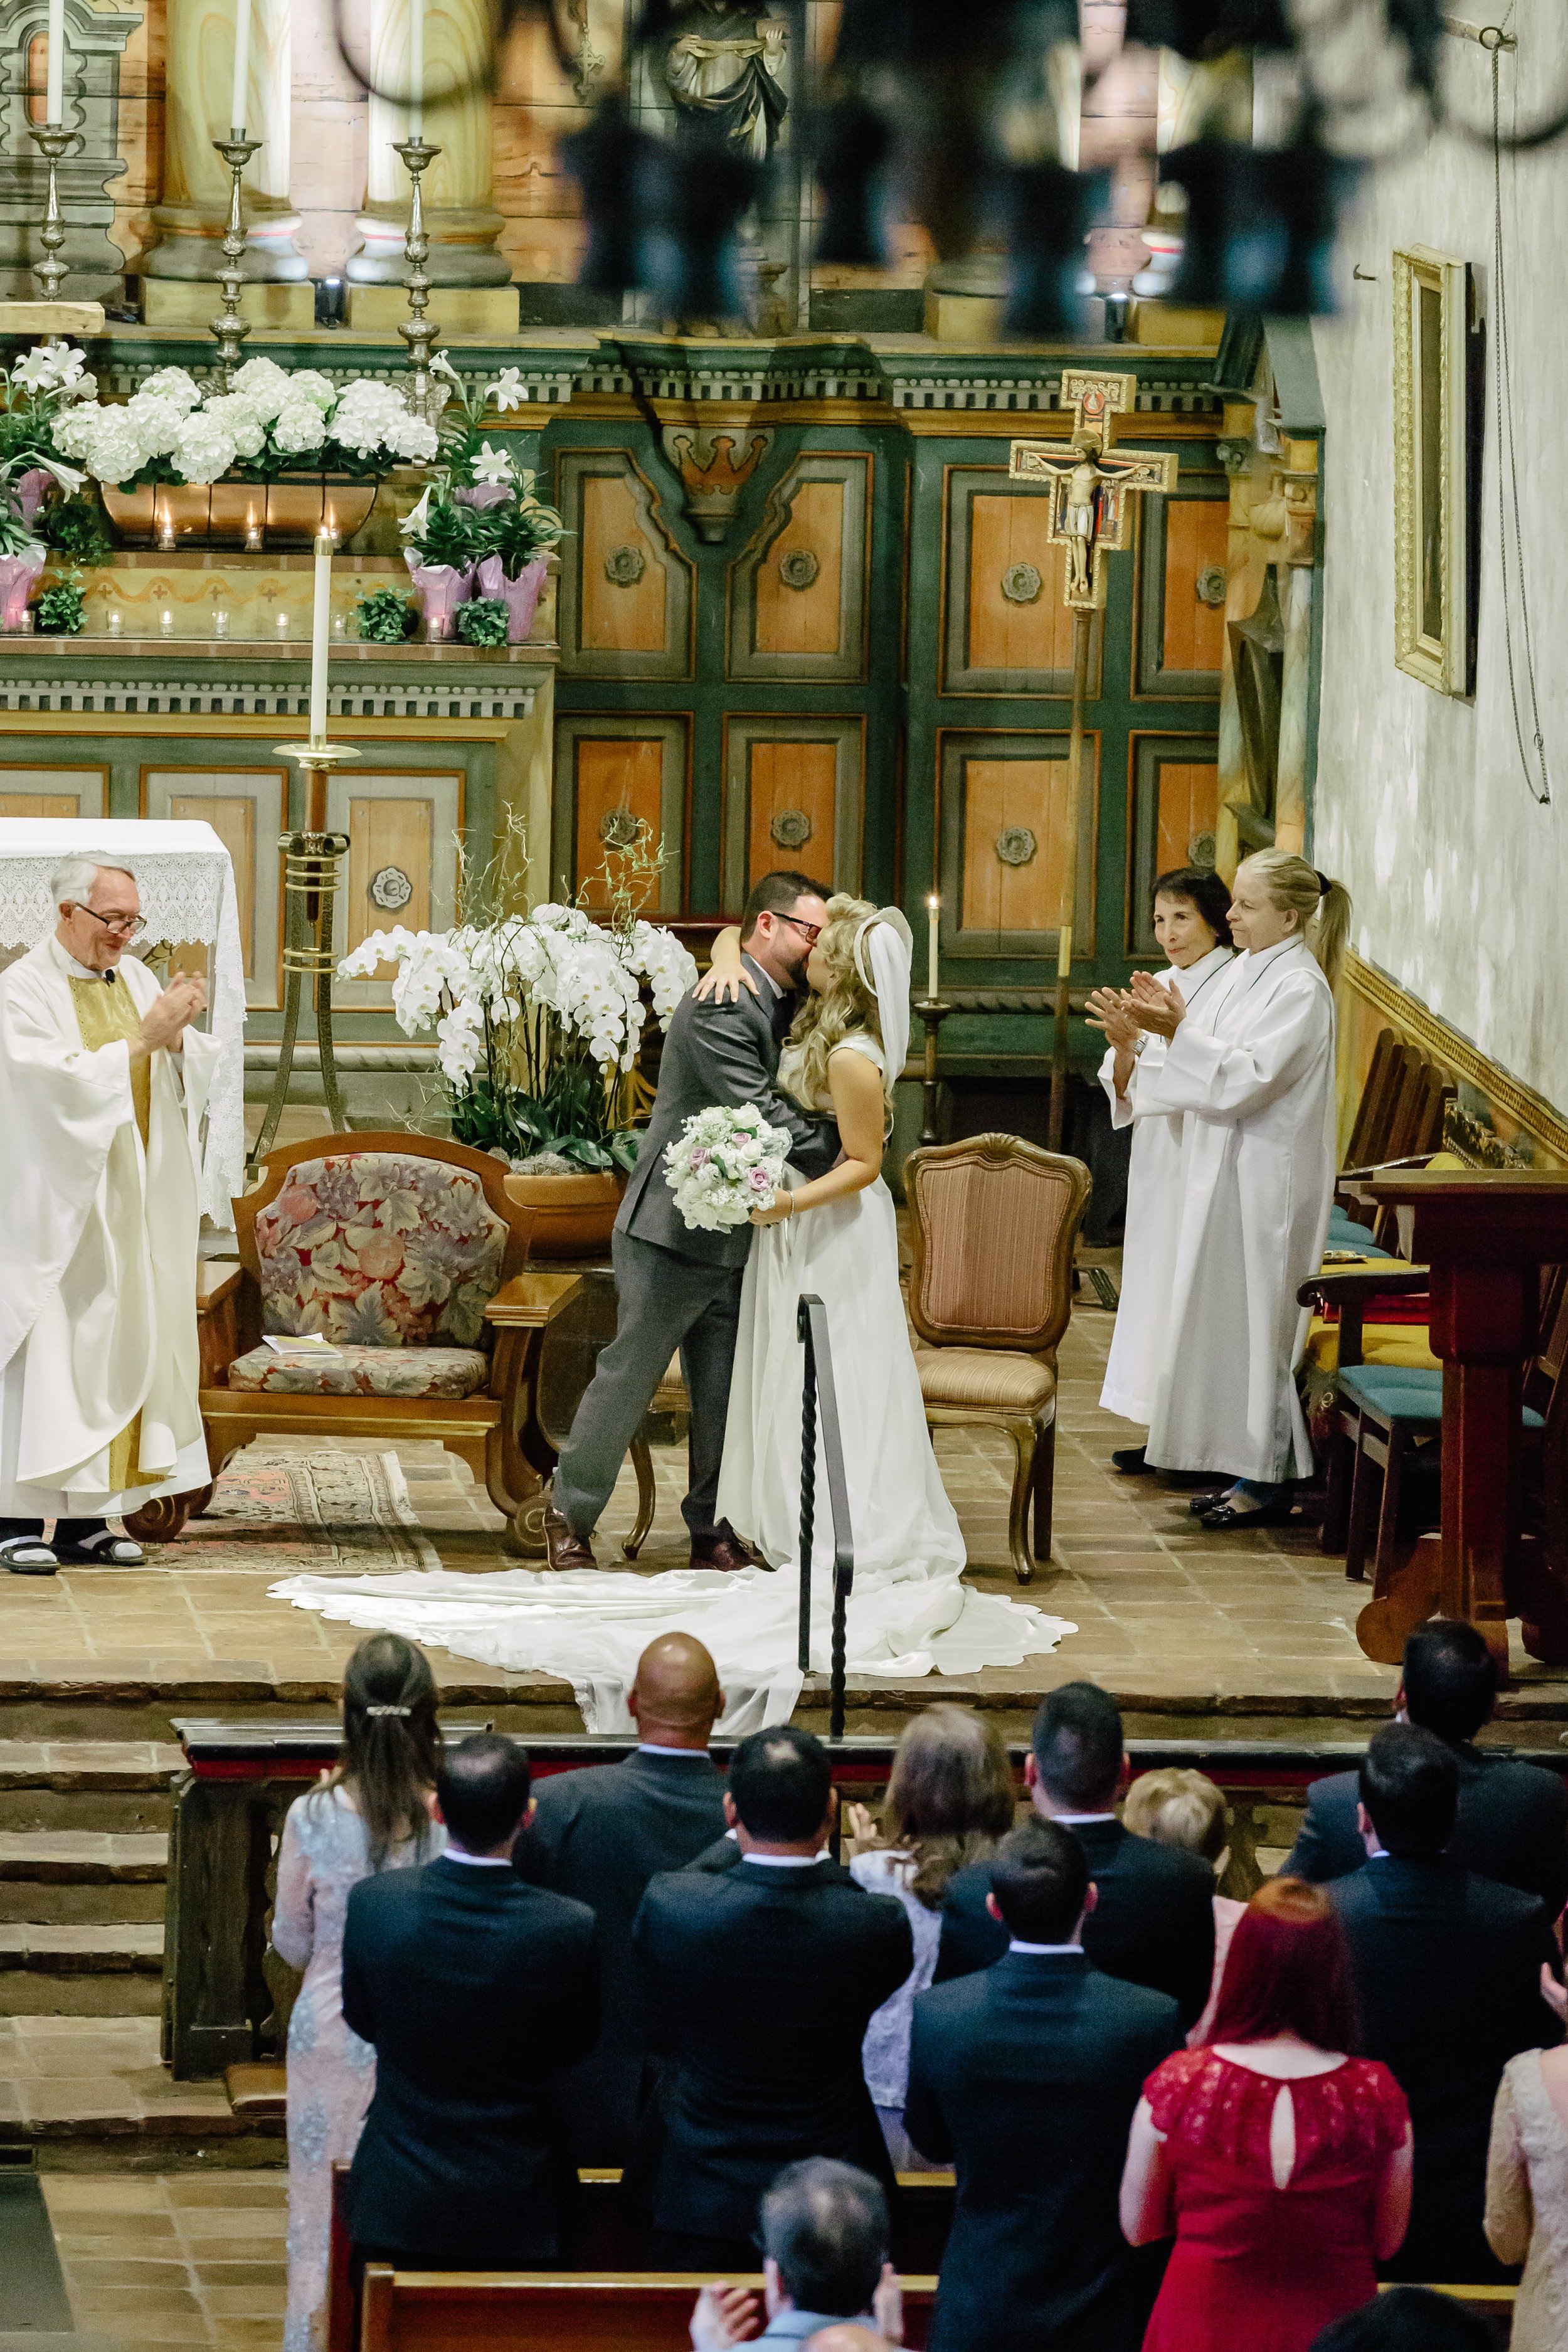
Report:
556,450,694,680
721,716,865,907
942,469,1104,696
729,454,870,681
326,771,464,1008
1136,490,1229,696
937,730,1098,960
551,716,688,914
0,765,106,820
1128,734,1221,953
142,766,286,1009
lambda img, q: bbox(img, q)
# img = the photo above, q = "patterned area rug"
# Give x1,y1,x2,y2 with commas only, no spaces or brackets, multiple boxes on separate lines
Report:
167,1446,443,1577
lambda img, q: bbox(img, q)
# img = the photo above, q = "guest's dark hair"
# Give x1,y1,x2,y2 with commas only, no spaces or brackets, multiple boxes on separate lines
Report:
1359,1722,1458,1858
311,1633,440,1872
872,1705,1017,1909
989,1816,1088,1944
1031,1682,1123,1812
741,869,830,941
1205,1878,1360,2052
1310,2286,1493,2352
1152,866,1233,948
761,2159,888,2319
437,1733,531,1853
1402,1621,1498,1744
730,1724,832,1842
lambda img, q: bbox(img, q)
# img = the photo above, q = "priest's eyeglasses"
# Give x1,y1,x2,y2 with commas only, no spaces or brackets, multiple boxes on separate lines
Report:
71,903,146,940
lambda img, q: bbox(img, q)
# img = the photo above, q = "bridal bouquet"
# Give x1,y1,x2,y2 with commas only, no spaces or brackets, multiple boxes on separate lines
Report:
665,1104,790,1232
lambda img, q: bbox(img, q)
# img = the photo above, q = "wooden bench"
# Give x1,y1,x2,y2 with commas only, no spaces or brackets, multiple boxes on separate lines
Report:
358,2270,941,2352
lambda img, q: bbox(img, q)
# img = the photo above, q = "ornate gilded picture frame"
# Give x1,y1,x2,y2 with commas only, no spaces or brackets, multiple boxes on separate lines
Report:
1392,246,1475,696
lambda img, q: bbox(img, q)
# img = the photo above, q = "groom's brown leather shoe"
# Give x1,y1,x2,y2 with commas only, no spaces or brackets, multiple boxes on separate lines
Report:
544,1508,596,1572
690,1530,767,1572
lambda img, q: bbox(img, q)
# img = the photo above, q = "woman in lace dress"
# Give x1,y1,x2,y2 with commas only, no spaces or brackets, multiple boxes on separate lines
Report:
847,1706,1017,2168
1121,1878,1412,2352
273,1633,444,2352
1486,2040,1568,2349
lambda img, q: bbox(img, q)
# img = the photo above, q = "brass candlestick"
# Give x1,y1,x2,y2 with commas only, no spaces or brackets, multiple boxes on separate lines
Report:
393,136,442,421
249,738,361,1168
915,1000,953,1147
28,125,77,302
209,133,263,385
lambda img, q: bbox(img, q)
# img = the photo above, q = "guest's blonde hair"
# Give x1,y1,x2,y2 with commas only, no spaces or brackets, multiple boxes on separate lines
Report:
788,893,891,1111
1237,848,1351,988
1124,1767,1229,1865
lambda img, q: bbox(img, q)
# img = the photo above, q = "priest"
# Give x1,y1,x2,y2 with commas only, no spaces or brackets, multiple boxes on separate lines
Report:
0,856,220,1574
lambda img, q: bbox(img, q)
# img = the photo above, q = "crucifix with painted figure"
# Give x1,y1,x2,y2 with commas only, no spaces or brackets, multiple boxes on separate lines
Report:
1010,372,1179,1149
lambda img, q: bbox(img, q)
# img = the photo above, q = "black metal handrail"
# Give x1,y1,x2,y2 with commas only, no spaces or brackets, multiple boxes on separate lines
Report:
797,1293,856,1739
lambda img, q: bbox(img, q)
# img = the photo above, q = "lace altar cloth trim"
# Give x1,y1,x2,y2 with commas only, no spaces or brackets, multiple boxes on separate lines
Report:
0,821,245,1226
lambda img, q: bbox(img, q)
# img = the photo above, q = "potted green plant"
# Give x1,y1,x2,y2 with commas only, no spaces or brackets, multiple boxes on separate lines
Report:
399,486,486,638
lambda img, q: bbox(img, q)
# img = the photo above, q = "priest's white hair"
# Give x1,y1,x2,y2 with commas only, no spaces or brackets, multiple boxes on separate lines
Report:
50,854,136,909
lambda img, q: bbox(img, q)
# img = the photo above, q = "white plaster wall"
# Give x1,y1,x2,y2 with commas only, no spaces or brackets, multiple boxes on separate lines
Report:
1311,0,1568,1109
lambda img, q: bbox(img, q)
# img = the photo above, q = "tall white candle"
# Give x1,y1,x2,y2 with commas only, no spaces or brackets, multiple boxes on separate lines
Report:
926,894,940,1004
230,0,252,134
309,527,333,745
410,0,425,138
45,0,65,124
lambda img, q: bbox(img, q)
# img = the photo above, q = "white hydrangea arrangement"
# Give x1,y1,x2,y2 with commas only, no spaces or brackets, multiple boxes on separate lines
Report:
48,352,439,489
663,1104,791,1232
338,904,697,1173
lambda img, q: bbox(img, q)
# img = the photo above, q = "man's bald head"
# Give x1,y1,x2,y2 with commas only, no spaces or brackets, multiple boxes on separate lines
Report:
628,1632,723,1750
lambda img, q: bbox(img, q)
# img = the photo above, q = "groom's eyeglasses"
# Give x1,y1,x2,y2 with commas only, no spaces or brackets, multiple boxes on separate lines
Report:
778,914,821,944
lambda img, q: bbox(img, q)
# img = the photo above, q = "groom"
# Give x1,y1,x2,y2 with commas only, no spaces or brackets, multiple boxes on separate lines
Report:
544,872,840,1572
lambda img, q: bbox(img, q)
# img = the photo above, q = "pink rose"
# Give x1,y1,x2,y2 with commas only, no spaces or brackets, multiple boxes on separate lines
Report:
748,1167,773,1192
691,1147,711,1166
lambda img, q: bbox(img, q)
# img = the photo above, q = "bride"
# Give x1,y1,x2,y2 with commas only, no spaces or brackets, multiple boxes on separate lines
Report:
707,896,965,1584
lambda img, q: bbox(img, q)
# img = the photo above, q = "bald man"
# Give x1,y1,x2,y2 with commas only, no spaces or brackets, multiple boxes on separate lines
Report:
514,1633,729,2167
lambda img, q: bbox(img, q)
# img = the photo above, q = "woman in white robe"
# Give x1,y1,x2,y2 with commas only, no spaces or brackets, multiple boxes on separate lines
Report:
1087,867,1234,1473
1124,850,1352,1530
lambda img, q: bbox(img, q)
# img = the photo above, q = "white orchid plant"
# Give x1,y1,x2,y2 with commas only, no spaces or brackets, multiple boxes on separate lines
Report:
338,885,696,1173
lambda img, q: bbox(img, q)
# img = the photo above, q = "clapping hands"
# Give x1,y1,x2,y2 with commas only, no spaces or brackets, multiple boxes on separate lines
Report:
1084,987,1139,1052
1125,970,1185,1038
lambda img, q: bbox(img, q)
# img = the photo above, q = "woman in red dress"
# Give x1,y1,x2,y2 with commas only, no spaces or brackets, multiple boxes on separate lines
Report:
1120,1877,1412,2352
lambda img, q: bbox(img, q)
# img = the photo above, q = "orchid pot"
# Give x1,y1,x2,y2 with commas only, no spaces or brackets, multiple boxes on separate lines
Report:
475,554,548,644
453,483,512,511
404,552,474,639
0,547,46,630
12,468,53,525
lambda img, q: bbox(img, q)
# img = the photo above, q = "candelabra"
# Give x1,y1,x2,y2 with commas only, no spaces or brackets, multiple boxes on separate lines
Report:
208,134,263,385
393,137,442,422
914,1000,953,1147
28,125,77,302
248,738,361,1168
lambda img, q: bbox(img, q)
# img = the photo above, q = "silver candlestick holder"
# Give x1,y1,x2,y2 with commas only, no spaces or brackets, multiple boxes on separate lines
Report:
28,124,78,302
209,132,263,384
392,136,442,421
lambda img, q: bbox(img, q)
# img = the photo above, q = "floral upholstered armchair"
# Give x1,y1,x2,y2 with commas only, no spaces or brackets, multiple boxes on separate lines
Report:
194,1131,581,1529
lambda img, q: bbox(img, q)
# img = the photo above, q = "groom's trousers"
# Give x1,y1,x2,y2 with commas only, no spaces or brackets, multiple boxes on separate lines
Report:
553,1229,743,1541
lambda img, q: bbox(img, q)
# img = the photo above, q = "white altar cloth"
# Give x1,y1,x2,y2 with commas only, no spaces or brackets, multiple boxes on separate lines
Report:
0,818,245,1224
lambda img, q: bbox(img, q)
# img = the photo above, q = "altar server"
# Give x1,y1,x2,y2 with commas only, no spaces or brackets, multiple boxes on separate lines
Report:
1086,867,1233,1473
0,856,218,1574
1125,849,1352,1529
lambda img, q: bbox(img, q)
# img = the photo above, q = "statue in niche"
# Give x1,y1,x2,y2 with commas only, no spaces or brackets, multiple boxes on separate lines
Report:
665,0,788,161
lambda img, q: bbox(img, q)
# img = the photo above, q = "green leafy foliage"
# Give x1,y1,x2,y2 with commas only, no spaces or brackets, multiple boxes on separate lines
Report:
40,494,110,562
356,586,416,644
34,580,85,635
455,596,509,647
0,508,41,558
404,495,484,571
474,493,566,580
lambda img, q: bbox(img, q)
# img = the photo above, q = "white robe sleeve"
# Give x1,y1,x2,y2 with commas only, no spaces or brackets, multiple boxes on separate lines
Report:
1146,972,1330,1121
1099,1036,1171,1131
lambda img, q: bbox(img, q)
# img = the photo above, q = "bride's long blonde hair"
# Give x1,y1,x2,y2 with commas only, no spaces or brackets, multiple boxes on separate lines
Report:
788,893,891,1111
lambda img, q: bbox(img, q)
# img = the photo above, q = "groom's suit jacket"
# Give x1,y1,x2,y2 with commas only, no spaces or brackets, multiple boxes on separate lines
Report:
617,953,839,1268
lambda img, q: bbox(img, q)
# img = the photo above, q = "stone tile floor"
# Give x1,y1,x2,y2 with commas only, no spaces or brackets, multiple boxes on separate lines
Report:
40,2168,286,2352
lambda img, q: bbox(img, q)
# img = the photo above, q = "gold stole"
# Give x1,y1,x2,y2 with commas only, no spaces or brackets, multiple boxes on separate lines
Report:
68,975,159,1492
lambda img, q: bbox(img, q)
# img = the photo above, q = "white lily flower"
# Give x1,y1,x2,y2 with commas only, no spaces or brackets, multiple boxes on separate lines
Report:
490,368,527,411
470,440,515,484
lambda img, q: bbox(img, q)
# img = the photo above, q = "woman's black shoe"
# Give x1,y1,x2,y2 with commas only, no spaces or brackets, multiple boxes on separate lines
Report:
1188,1488,1232,1515
1197,1499,1295,1532
1111,1447,1149,1476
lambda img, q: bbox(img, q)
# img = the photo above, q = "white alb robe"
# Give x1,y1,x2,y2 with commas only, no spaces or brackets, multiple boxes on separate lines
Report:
1097,943,1233,1424
0,935,221,1515
1142,936,1336,1483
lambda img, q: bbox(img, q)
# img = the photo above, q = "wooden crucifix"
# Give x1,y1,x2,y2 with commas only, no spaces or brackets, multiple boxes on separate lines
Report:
1010,372,1179,1150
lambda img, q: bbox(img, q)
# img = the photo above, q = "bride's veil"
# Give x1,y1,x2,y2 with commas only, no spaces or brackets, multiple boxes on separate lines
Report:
853,908,913,1084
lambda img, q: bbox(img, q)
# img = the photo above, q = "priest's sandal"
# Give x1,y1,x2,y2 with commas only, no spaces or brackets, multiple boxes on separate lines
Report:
1,1534,58,1576
50,1523,146,1566
1188,1488,1233,1514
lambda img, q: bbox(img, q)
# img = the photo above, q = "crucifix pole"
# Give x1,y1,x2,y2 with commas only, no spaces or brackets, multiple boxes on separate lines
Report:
1050,607,1094,1152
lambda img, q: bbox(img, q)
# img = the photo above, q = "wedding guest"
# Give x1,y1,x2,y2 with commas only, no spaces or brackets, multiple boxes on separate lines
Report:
515,1631,729,2166
688,2159,898,2350
1123,1767,1244,2046
936,1683,1215,2029
1123,849,1352,1528
273,1633,443,2352
845,1705,1016,2168
1121,1878,1413,2352
1330,1722,1563,2284
632,1725,913,2272
1085,866,1233,1477
906,1817,1182,2352
342,1734,598,2275
1286,1621,1568,1917
1486,2034,1568,2349
1310,2286,1493,2352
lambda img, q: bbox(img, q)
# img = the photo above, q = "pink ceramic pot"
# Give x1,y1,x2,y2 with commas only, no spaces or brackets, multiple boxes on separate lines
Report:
453,484,511,510
0,547,46,630
12,468,52,526
404,554,474,640
475,554,548,644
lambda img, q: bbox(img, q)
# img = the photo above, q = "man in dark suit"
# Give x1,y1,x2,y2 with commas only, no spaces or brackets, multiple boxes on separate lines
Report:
514,1631,729,2166
546,871,839,1572
935,1682,1215,2029
632,1723,913,2272
1286,1620,1568,1914
907,1816,1182,2352
342,1734,598,2274
1329,1721,1564,2286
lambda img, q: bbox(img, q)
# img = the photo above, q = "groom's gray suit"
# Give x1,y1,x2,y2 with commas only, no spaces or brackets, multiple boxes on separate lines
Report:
553,953,839,1543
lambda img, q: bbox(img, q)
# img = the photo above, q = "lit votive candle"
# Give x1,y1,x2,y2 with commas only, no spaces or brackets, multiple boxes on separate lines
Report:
105,609,122,638
159,607,174,637
275,610,289,640
213,607,230,638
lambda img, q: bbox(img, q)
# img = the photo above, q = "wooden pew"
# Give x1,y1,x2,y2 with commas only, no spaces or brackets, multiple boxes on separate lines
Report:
358,2269,941,2352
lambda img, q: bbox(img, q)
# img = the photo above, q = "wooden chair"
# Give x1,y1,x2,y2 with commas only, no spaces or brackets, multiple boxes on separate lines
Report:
359,2270,940,2352
903,1133,1092,1584
193,1131,581,1539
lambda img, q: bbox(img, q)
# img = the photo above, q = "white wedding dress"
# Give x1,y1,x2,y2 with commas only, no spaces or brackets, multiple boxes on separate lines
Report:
272,1032,1075,1731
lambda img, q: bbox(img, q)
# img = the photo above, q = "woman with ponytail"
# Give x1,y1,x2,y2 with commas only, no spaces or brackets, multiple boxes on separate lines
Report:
275,1633,444,2352
1120,850,1352,1528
